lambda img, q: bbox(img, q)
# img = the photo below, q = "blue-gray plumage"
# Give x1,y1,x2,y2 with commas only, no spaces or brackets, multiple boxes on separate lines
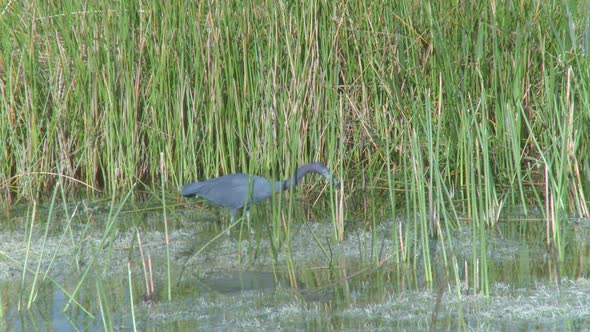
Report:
181,162,340,219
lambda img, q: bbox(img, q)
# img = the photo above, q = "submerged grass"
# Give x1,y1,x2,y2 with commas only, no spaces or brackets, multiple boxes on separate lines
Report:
1,188,589,329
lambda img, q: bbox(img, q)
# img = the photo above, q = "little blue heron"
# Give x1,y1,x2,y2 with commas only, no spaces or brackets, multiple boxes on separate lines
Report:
181,162,340,220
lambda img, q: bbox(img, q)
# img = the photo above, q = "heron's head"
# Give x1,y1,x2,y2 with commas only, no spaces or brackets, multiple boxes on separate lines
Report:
316,166,341,189
330,177,341,189
321,171,341,189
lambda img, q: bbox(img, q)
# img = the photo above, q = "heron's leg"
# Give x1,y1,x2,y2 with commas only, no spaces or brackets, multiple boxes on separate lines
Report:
227,209,238,236
246,209,251,229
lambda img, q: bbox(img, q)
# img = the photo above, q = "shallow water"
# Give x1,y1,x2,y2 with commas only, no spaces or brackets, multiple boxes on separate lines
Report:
1,198,590,331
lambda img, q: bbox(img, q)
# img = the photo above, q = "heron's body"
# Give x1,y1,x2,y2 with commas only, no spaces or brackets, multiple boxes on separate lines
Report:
181,174,277,218
181,162,339,219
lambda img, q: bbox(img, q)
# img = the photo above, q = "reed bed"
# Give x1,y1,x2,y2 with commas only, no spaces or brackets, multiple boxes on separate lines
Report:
0,0,586,205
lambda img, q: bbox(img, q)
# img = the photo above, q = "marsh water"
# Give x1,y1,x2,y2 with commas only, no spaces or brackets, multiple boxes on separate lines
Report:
1,196,590,331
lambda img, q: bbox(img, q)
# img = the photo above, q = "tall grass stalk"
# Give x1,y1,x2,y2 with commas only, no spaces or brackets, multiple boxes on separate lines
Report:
409,128,433,287
159,152,171,301
18,201,36,311
0,287,3,331
95,278,113,332
127,260,137,332
381,109,403,271
26,182,58,308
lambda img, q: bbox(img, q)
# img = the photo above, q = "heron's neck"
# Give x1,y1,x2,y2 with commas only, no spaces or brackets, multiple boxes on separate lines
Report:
274,181,284,193
277,164,317,192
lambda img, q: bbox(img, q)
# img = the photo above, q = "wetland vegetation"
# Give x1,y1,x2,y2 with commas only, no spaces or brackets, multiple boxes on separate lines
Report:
1,0,589,330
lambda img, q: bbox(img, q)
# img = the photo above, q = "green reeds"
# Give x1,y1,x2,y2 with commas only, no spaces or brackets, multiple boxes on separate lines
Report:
2,0,588,209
